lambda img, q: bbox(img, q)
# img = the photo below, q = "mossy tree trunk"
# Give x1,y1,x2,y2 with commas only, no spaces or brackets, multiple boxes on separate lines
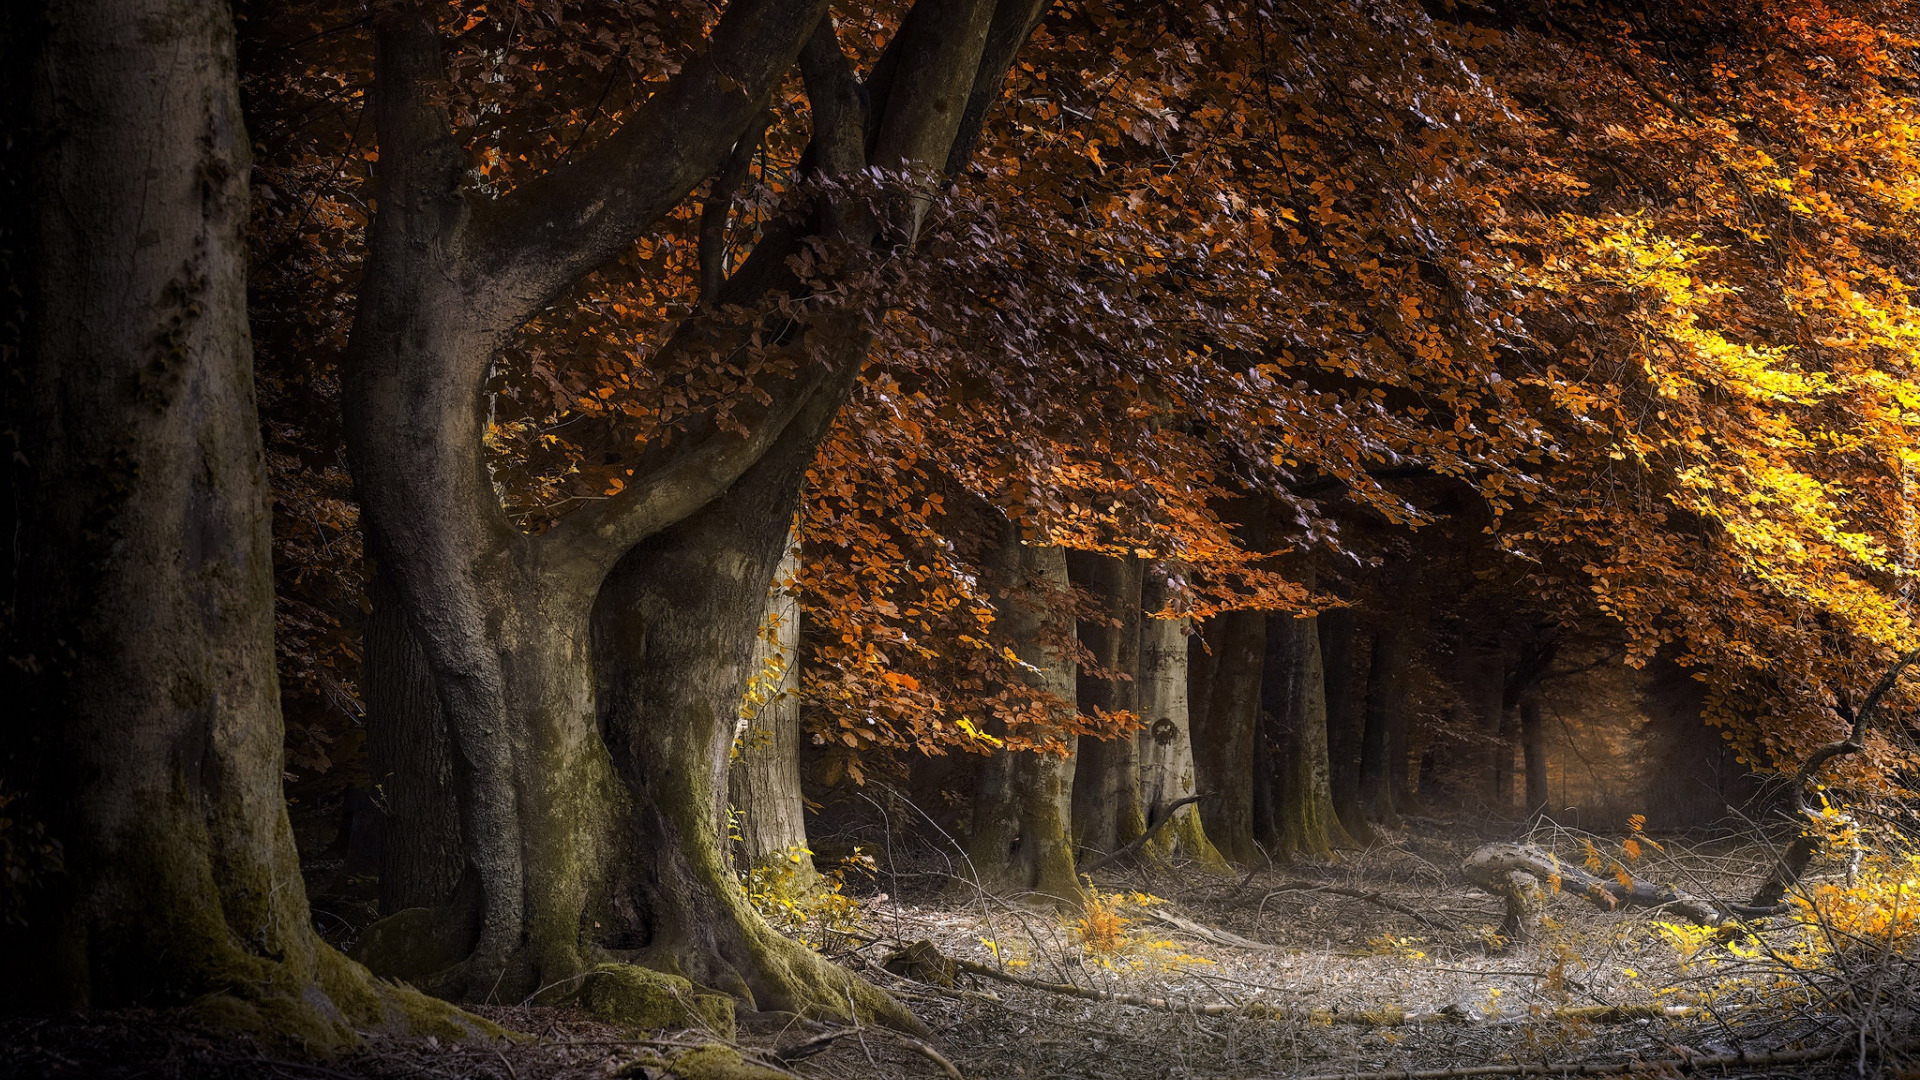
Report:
1136,573,1230,871
592,371,915,1028
1190,611,1267,865
0,0,470,1043
964,534,1084,905
1265,614,1353,859
1067,553,1146,862
727,528,820,894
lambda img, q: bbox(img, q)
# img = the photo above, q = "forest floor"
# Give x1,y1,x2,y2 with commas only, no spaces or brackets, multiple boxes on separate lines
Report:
5,819,1913,1080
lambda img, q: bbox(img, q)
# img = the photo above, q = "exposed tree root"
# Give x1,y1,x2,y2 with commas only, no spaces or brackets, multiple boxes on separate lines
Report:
1290,1038,1915,1080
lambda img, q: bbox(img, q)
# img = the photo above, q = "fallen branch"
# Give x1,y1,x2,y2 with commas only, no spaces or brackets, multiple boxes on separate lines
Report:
1083,793,1211,874
1148,909,1288,952
1290,1038,1914,1080
1262,881,1458,932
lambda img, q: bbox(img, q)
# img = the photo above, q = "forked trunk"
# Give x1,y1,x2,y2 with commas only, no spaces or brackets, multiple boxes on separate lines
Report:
1136,574,1229,871
1266,615,1353,859
728,533,821,894
0,0,468,1039
1190,611,1267,865
1067,553,1146,862
963,535,1084,904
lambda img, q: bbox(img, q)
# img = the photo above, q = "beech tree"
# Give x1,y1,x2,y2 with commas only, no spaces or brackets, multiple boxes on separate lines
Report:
0,0,468,1044
340,0,1052,1013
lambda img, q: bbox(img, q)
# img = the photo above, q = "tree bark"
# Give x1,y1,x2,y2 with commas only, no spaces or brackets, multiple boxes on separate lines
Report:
0,0,468,1041
363,565,461,915
1266,615,1353,859
1067,553,1146,862
1136,573,1230,871
963,534,1084,905
1359,621,1412,826
728,530,820,893
1190,611,1267,865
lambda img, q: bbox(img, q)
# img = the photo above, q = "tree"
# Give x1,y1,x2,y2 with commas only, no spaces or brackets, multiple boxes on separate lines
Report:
0,0,467,1044
340,0,1052,1011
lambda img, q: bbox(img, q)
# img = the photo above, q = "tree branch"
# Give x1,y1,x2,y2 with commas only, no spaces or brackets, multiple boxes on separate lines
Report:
464,0,830,315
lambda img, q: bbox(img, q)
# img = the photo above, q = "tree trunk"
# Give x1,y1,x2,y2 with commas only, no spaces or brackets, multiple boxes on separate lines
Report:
1190,611,1267,865
1067,553,1145,862
1461,634,1508,810
1319,609,1371,843
0,0,467,1040
963,534,1084,905
1267,615,1353,859
364,565,461,915
1137,573,1230,871
1359,621,1412,826
728,531,820,893
1521,697,1549,815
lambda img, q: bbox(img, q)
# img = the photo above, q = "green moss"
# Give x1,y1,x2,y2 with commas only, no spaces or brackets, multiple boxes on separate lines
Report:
661,1045,794,1080
353,907,470,984
581,963,736,1038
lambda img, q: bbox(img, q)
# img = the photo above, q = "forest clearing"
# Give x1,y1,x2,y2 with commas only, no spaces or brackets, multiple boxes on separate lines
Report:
8,0,1920,1076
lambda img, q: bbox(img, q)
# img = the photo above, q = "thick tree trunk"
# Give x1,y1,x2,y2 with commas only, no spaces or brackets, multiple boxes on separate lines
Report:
364,566,461,915
1520,697,1549,814
728,532,820,893
1266,615,1353,859
1190,611,1267,865
963,535,1084,904
1067,553,1146,862
1358,621,1412,826
1136,574,1230,871
0,0,467,1040
590,357,916,1027
1319,609,1370,843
